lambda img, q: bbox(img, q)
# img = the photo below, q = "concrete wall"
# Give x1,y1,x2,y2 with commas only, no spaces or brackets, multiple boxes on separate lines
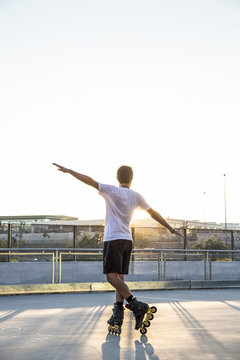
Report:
0,262,53,285
1,260,240,285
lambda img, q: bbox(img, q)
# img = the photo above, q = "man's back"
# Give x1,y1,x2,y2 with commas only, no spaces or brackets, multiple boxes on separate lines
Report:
99,183,150,241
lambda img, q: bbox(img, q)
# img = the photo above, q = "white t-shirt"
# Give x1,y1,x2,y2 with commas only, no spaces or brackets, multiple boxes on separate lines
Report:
99,183,151,242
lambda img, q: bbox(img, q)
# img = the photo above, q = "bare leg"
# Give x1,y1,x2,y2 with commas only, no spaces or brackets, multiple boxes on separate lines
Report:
106,273,131,301
116,274,125,303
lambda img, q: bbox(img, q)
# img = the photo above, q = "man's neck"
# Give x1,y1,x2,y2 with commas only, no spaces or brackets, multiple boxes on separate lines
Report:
120,183,130,189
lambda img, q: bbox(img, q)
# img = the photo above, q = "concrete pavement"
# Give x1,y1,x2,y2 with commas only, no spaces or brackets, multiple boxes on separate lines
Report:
1,289,240,360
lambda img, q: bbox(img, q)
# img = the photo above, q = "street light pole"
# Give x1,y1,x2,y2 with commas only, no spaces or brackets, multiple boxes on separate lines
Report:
223,174,227,230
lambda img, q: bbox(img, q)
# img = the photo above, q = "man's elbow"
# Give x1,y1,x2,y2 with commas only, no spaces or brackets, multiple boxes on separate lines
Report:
147,208,157,218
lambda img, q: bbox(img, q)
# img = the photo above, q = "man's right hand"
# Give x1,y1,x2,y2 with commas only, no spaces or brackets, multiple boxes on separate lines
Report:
52,163,70,173
53,163,99,189
173,229,184,239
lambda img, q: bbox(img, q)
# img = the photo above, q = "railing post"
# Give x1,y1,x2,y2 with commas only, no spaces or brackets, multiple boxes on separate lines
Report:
158,255,160,281
52,253,55,284
204,252,207,280
183,228,187,261
55,250,59,283
209,256,212,280
206,251,209,280
7,224,12,248
160,251,164,281
164,255,166,281
7,224,12,262
59,253,62,284
231,231,234,261
73,226,77,261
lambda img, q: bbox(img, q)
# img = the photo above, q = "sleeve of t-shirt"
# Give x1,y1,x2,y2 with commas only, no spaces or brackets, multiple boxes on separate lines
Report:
136,192,151,211
98,183,117,196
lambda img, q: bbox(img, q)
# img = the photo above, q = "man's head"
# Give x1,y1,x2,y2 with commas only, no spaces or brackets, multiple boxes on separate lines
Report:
117,165,133,187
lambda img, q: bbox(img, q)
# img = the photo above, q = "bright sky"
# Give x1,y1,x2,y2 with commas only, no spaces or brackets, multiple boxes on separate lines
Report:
0,0,239,224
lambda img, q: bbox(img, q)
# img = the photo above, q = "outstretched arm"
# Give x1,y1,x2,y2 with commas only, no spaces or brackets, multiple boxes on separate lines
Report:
147,208,184,238
52,163,99,190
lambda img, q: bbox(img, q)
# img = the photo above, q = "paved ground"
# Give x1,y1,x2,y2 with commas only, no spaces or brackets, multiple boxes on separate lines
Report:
0,289,240,360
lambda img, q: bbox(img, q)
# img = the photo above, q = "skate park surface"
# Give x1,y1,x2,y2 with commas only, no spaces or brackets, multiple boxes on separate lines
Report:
1,289,240,360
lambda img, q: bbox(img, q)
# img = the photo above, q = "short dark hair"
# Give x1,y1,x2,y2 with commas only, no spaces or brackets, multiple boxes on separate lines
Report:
117,165,133,184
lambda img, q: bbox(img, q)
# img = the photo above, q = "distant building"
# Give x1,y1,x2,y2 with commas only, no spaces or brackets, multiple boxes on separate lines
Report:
0,215,78,225
0,215,239,230
132,217,240,230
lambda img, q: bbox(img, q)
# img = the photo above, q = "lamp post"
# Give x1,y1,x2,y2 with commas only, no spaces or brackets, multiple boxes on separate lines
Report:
223,174,227,231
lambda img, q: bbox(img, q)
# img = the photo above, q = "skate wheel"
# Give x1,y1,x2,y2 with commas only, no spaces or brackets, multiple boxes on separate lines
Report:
140,327,147,335
151,306,157,313
148,313,154,320
117,328,121,335
144,320,150,328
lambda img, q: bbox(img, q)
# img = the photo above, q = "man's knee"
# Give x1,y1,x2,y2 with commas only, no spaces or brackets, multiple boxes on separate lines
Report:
118,274,125,281
106,273,118,285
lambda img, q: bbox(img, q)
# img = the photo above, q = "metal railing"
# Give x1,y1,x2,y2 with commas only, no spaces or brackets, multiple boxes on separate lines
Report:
0,248,240,284
0,251,55,284
58,251,102,283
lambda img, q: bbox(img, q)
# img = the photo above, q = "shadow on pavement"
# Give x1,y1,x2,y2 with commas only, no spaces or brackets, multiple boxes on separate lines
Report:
170,301,226,356
135,335,160,360
102,333,121,360
101,333,159,360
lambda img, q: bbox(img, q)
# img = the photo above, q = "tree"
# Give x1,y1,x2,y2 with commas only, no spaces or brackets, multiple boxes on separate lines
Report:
192,237,229,261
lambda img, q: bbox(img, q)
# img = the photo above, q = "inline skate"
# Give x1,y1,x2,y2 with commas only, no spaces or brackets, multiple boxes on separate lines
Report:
125,298,157,334
107,303,124,335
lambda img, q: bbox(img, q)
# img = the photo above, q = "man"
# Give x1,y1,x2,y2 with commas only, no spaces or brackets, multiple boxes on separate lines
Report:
53,163,183,332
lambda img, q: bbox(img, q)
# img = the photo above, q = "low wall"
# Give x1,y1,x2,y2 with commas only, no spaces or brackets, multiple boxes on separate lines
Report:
2,280,240,296
1,260,240,285
0,262,53,284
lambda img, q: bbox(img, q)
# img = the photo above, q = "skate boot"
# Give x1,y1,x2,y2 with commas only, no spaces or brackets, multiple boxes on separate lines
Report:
125,298,157,334
107,303,124,335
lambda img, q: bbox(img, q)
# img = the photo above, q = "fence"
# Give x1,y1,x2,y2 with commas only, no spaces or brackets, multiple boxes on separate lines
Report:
1,223,240,251
1,248,240,285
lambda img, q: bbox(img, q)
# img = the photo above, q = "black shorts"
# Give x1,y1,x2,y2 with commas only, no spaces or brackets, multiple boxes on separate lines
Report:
103,239,133,274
